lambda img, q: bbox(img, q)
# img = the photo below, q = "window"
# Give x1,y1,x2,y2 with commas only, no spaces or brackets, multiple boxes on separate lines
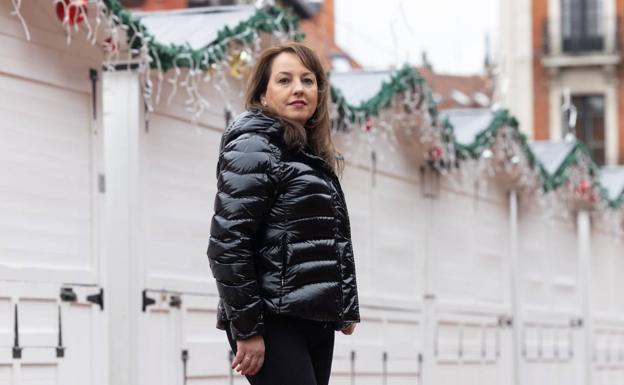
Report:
571,95,606,165
561,0,603,52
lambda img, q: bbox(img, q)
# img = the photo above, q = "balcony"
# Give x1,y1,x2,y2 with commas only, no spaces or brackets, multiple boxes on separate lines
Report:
541,17,621,68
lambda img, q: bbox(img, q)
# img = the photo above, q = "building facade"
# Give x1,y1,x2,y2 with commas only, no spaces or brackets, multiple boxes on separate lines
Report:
499,0,624,165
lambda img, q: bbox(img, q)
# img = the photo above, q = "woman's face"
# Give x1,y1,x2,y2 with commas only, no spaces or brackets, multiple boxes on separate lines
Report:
261,52,318,125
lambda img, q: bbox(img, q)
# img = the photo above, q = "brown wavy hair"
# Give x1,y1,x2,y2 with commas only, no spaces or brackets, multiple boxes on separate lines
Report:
245,42,343,176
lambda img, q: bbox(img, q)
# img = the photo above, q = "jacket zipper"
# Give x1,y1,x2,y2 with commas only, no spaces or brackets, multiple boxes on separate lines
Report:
278,232,288,313
331,174,359,321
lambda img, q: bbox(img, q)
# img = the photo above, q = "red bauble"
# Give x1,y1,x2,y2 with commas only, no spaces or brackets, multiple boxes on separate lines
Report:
102,37,117,53
577,178,591,195
429,146,442,160
56,0,88,26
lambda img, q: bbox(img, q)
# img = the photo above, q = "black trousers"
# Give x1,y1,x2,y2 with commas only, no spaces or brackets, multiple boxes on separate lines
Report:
226,314,335,385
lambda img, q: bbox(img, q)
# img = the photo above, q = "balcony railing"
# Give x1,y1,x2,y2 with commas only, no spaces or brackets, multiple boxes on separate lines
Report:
542,16,621,56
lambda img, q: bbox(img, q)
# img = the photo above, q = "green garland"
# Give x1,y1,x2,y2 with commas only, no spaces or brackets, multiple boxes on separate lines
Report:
102,0,302,71
453,109,621,204
99,0,624,209
330,65,425,121
325,62,622,207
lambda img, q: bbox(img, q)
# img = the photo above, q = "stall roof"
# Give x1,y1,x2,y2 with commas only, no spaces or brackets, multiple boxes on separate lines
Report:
529,141,577,176
134,6,256,49
329,70,393,107
600,166,624,201
443,108,495,147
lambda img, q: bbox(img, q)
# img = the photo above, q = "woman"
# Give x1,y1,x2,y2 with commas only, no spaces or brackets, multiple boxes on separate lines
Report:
207,42,360,385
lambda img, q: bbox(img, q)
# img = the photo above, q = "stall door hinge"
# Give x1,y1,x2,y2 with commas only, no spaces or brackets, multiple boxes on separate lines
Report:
87,288,104,311
142,290,156,312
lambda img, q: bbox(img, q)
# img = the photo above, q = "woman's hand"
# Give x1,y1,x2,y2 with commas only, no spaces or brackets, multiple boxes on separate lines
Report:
232,335,265,376
341,323,357,335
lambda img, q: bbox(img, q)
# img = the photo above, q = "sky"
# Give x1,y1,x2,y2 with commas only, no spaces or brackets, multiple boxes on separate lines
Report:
334,0,500,75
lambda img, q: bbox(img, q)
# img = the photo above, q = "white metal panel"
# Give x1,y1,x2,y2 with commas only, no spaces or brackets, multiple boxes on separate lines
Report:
0,73,100,284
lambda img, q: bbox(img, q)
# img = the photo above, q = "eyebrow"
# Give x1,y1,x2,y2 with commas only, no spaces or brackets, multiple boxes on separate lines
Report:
276,71,314,77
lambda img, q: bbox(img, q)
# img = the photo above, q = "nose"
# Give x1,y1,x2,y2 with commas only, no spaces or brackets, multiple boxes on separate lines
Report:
292,79,304,95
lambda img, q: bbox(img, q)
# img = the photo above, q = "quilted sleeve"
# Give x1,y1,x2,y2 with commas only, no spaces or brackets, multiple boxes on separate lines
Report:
207,132,279,340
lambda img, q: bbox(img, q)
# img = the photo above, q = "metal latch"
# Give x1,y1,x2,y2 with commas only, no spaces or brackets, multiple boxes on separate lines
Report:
56,305,65,358
169,295,182,308
60,287,77,302
12,304,22,359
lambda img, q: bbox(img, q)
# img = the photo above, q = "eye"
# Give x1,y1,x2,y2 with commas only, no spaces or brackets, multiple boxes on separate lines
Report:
277,77,290,85
303,78,315,85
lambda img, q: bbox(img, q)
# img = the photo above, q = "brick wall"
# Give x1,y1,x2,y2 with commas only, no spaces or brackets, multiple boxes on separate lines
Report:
618,0,624,163
532,0,550,140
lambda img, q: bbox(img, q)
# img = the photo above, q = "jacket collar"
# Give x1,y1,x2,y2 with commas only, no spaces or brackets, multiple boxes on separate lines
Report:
221,110,283,148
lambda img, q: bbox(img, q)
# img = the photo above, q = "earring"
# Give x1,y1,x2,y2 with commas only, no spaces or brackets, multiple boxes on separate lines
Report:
262,100,267,107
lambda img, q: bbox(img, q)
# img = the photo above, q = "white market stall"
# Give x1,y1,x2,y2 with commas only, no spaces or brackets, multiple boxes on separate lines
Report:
2,2,624,385
0,2,108,385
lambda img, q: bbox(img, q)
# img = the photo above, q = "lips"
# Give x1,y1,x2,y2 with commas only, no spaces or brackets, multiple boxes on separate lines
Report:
288,100,307,107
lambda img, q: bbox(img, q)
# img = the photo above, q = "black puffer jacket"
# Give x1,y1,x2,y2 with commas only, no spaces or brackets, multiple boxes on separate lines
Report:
207,110,360,340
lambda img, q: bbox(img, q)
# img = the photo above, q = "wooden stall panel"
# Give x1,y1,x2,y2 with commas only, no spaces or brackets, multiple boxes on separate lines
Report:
58,285,106,385
0,74,99,284
429,183,509,307
519,209,580,311
430,309,512,385
483,325,500,362
339,165,373,298
369,173,425,303
0,365,10,385
592,323,624,385
591,229,623,315
181,295,232,385
522,317,582,385
591,231,616,314
385,318,422,378
0,1,102,92
0,282,105,385
138,300,179,385
0,294,12,357
140,114,219,294
332,308,422,385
